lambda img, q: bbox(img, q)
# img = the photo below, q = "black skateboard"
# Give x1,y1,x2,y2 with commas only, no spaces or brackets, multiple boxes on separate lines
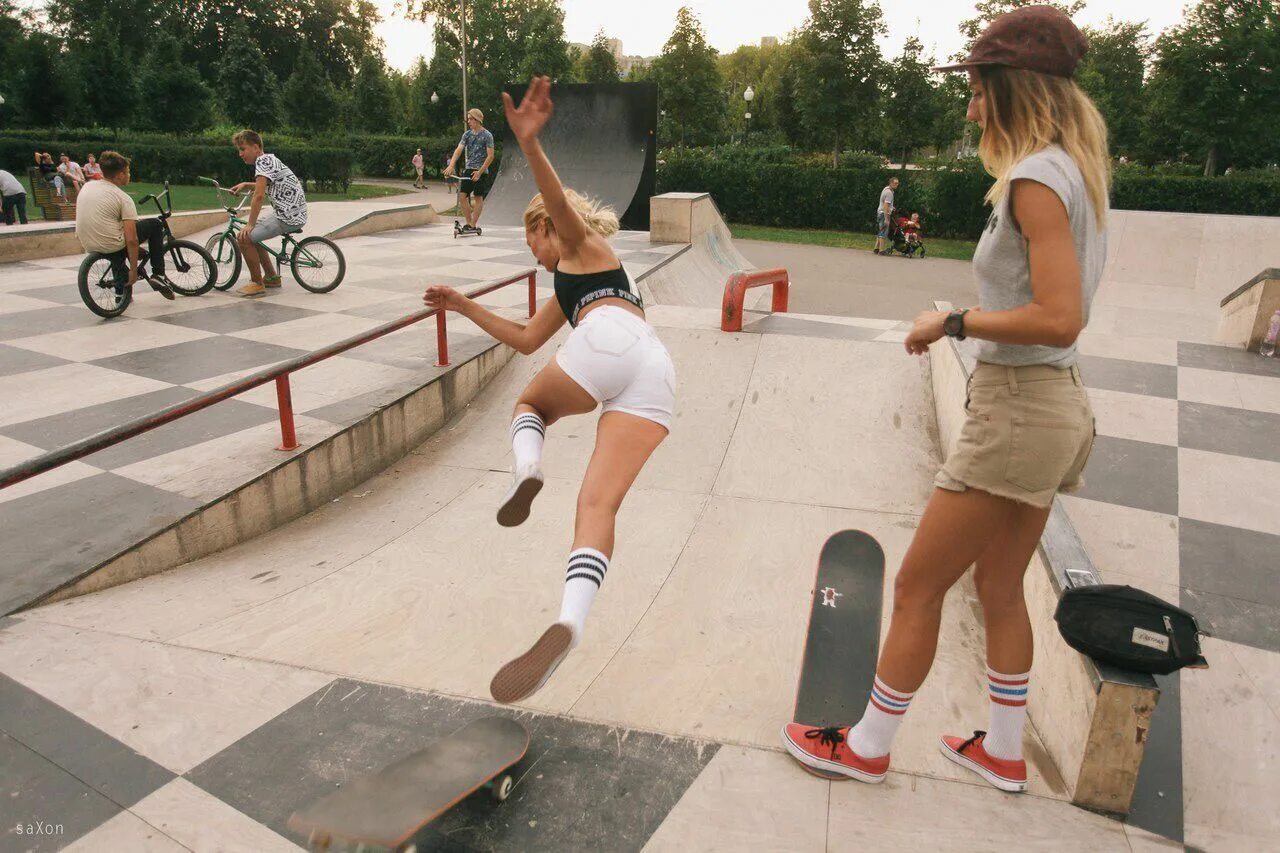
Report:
792,530,886,779
289,717,528,851
453,219,482,238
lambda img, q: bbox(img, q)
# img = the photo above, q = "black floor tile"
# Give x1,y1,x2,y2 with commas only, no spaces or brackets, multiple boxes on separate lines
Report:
90,335,307,385
1077,354,1178,399
1179,401,1280,463
1073,435,1179,515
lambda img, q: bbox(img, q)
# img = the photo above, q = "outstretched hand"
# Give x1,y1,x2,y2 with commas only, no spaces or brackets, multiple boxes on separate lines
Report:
503,76,554,145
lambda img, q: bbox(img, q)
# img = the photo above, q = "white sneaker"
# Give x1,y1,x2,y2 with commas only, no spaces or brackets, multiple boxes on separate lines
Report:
497,462,543,527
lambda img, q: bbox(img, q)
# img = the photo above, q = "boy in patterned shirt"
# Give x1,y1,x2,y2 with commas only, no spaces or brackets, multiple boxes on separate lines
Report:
229,129,309,298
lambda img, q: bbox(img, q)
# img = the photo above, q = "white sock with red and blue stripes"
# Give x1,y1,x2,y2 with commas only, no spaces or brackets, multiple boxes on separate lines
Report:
982,667,1030,761
845,675,916,759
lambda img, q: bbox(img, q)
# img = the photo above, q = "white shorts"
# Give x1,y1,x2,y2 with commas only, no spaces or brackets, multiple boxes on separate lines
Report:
555,306,676,431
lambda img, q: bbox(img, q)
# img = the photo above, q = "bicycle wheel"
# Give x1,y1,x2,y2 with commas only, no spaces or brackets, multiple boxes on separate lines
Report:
163,239,217,296
290,236,346,293
77,253,132,318
205,232,242,290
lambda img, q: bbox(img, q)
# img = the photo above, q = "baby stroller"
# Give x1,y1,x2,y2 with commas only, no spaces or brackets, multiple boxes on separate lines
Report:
886,209,927,258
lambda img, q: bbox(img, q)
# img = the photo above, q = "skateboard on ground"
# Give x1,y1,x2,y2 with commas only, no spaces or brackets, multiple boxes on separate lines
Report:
453,219,482,238
289,716,529,851
792,529,886,779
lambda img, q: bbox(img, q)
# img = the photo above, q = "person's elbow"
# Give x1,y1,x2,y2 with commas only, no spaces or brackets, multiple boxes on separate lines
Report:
1047,312,1084,348
515,336,539,356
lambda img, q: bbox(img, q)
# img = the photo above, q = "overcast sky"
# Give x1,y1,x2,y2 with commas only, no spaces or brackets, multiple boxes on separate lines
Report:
378,0,1188,73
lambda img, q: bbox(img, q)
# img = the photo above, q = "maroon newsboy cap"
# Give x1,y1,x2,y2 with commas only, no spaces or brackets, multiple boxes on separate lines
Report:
933,5,1088,78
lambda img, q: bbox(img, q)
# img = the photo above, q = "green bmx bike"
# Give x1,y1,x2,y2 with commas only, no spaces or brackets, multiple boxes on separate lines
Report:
200,177,346,293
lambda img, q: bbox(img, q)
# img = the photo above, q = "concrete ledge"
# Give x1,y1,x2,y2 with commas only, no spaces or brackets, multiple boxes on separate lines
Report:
327,204,440,240
1217,268,1280,351
0,210,227,264
928,301,1159,815
31,339,515,608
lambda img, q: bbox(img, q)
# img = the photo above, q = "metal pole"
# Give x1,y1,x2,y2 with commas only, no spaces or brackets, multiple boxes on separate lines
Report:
460,0,469,123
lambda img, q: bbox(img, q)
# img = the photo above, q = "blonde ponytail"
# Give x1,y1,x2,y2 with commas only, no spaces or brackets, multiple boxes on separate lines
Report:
523,190,620,238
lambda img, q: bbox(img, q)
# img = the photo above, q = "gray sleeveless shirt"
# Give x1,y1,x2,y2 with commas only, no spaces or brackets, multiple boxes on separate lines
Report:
971,145,1107,368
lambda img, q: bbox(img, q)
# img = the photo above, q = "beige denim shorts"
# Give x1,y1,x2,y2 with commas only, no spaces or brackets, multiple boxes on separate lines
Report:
935,362,1096,508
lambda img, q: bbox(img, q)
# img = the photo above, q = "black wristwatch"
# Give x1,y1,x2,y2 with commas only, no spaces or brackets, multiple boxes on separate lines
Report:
943,308,969,340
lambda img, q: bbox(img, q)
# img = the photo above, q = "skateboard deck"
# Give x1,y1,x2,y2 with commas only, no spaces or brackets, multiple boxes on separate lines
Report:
289,716,529,850
792,530,886,779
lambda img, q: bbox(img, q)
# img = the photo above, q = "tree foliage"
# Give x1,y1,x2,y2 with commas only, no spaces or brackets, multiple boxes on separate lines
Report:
137,32,214,134
217,21,282,131
1076,19,1149,159
579,30,621,83
793,0,887,165
883,37,937,165
650,7,725,146
283,45,344,134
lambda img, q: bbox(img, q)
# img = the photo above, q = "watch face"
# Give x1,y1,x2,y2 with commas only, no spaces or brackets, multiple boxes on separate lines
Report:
945,313,961,336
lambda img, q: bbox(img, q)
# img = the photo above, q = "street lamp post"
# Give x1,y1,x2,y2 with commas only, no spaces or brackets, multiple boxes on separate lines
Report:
460,0,469,124
743,85,754,144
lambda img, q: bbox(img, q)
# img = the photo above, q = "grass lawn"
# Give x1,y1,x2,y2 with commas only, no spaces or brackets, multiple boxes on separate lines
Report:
125,180,410,211
730,223,977,262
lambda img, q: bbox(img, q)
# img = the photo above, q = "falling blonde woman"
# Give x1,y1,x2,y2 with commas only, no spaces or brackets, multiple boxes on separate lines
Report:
424,77,675,704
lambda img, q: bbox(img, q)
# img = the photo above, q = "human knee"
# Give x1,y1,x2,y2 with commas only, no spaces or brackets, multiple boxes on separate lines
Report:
891,570,948,615
975,570,1026,615
576,486,622,519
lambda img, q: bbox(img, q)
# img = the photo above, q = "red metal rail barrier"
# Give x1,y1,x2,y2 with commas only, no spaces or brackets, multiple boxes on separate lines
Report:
0,269,538,489
721,268,789,332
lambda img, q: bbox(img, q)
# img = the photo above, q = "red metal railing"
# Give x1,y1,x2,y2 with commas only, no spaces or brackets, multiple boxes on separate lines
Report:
721,268,789,332
0,269,538,487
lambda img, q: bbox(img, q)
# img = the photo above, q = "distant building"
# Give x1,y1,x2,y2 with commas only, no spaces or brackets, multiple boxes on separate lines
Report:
761,36,778,48
570,38,652,77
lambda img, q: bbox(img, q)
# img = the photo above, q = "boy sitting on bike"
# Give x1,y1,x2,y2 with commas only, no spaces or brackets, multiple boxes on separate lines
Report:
73,150,176,300
229,129,308,298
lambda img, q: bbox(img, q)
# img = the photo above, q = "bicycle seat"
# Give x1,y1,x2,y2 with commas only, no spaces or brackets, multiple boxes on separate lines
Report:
283,224,304,235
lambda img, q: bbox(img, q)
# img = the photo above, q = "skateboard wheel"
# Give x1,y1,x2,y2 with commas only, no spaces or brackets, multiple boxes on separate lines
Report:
492,774,513,802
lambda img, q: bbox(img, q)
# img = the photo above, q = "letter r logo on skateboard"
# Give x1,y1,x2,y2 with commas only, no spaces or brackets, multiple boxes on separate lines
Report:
821,586,843,608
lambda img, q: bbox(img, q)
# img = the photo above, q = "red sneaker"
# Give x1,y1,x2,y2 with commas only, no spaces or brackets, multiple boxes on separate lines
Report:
939,731,1027,793
780,723,890,784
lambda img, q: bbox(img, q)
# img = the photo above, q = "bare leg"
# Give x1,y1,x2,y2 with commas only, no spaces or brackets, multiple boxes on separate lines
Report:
973,501,1052,675
573,412,667,556
237,232,264,284
254,242,278,279
459,192,472,225
874,487,1016,692
471,195,486,227
514,358,598,427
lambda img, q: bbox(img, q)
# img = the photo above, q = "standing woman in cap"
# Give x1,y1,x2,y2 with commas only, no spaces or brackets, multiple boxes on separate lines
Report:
782,6,1108,793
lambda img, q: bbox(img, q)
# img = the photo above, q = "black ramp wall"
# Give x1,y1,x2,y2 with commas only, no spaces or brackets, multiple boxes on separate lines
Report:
483,82,657,231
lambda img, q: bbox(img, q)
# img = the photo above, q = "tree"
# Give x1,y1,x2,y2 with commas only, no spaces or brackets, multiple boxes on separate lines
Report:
136,32,214,134
930,74,971,156
650,6,724,146
883,37,936,165
352,53,402,133
720,41,785,139
217,22,282,131
580,30,620,83
74,13,137,128
1076,19,1149,159
794,0,887,165
1142,0,1280,175
406,0,573,137
758,37,804,145
283,44,344,134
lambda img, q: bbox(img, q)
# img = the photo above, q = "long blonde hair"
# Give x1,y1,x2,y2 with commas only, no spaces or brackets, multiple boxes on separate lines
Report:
978,66,1110,227
523,190,620,238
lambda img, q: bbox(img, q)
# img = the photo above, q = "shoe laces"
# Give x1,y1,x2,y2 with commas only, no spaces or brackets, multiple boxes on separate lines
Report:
958,730,987,753
803,725,846,757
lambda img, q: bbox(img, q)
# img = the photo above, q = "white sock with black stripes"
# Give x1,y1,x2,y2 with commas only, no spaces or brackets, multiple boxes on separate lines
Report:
510,411,545,470
558,547,608,646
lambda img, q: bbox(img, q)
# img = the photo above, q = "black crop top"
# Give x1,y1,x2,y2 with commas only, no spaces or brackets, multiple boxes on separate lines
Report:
554,265,643,326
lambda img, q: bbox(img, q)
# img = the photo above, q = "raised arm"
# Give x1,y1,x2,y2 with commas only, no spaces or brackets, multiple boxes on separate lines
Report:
424,284,566,355
502,77,589,248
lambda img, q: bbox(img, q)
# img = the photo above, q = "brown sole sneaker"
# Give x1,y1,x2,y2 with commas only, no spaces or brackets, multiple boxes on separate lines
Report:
490,623,573,704
496,470,543,528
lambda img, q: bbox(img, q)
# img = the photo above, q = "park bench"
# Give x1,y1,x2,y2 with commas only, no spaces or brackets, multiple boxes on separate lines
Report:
26,166,79,221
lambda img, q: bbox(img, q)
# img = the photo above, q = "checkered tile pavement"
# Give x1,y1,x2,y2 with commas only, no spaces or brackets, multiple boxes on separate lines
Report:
980,332,1280,656
0,224,684,614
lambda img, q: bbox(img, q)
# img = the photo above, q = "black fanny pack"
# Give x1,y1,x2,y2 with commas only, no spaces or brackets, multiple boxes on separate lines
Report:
1054,584,1207,675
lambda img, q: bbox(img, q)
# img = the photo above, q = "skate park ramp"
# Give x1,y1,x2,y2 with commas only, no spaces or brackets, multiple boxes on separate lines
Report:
482,82,657,231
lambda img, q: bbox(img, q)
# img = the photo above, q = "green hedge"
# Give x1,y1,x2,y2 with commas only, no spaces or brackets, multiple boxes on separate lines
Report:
1,127,494,181
658,148,1280,238
2,134,351,191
